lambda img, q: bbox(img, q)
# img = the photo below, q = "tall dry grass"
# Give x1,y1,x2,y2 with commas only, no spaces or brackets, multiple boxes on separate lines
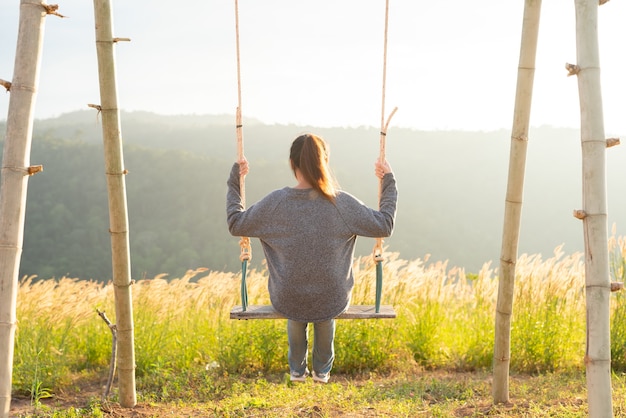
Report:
13,277,113,392
11,235,626,395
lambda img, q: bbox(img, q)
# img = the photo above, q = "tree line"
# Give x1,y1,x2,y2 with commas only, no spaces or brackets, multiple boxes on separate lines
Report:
1,111,624,281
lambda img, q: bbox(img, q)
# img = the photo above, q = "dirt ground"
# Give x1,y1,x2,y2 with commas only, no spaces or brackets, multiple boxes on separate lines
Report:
10,389,208,418
6,372,589,417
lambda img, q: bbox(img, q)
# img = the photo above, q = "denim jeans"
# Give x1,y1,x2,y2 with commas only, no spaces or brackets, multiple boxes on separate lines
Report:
287,319,335,376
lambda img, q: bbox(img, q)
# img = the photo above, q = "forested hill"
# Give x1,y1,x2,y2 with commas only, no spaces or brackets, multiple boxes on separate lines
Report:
0,111,625,281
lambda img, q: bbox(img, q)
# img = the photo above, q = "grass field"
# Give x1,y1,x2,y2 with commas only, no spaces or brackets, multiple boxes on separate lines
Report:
10,369,626,417
8,233,626,416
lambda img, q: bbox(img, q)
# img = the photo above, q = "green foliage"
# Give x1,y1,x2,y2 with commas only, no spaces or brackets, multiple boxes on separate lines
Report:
13,244,626,417
16,136,237,281
29,353,53,410
215,320,288,375
511,273,585,373
452,293,495,371
13,319,74,395
610,236,626,371
404,296,494,372
335,319,405,373
12,248,604,399
611,290,626,370
7,112,626,282
14,239,626,415
405,299,449,369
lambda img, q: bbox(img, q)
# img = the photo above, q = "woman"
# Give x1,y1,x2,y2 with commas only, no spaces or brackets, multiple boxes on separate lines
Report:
227,133,398,383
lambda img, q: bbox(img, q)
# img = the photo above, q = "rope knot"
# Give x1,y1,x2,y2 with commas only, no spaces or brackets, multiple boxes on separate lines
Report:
239,237,251,262
372,240,384,263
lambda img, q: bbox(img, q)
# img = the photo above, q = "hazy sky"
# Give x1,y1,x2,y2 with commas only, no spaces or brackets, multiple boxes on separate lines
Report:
1,0,625,133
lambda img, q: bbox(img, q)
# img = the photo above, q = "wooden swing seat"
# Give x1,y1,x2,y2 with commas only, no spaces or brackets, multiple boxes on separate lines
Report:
230,304,396,320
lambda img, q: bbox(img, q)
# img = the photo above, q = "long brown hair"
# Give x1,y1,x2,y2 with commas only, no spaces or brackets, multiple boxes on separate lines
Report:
290,134,339,202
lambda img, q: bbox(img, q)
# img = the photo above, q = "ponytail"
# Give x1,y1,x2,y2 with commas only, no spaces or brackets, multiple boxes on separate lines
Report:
290,134,338,202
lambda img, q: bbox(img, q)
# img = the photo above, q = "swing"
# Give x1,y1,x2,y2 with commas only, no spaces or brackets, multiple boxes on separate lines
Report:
229,0,397,320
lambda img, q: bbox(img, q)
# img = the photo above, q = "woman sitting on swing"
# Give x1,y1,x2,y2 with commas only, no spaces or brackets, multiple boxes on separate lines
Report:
226,133,398,383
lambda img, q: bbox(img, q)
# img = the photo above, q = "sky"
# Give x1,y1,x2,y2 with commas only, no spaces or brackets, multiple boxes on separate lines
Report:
1,0,626,133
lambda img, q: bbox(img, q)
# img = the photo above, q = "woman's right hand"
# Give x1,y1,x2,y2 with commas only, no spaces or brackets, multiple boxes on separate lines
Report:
374,159,392,179
238,158,249,177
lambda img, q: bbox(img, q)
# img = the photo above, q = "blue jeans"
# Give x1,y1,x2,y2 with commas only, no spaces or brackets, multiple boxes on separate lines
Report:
287,319,335,376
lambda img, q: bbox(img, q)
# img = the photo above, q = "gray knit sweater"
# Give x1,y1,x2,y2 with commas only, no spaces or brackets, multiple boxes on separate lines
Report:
227,163,398,322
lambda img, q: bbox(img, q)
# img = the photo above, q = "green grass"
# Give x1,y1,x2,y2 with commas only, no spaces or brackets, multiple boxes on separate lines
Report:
9,235,626,416
12,369,626,417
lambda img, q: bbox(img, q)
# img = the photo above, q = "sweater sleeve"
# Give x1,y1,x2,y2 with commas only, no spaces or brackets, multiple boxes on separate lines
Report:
226,162,282,237
226,162,244,235
337,172,398,238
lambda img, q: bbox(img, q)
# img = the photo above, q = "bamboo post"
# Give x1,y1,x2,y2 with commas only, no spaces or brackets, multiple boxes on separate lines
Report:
573,0,613,415
493,0,542,404
0,2,52,417
92,0,136,408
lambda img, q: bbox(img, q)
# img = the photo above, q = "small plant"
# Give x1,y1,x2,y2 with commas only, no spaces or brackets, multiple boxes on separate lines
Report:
30,379,52,408
30,349,53,411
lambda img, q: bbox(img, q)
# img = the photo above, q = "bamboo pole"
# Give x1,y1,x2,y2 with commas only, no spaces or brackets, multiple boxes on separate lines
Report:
573,0,613,415
92,0,136,408
493,0,542,404
0,2,51,416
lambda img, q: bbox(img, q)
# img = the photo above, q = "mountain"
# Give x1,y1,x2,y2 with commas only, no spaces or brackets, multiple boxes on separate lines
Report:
1,111,625,280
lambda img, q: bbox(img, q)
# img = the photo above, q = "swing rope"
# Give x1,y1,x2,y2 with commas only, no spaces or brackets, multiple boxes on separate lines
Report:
234,0,251,311
233,0,395,315
373,0,398,313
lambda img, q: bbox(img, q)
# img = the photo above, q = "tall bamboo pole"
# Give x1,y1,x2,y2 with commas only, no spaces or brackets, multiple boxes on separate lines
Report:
493,0,542,404
92,0,136,408
572,0,613,415
0,2,50,416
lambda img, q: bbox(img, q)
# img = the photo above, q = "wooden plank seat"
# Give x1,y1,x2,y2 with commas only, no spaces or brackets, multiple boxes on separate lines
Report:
230,304,396,320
